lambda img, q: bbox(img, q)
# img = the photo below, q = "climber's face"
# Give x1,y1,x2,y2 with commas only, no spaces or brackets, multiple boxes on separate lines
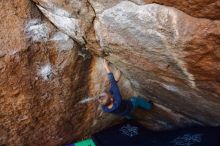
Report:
98,92,113,106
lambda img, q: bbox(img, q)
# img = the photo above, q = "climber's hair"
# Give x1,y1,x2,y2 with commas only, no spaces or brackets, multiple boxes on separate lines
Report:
98,90,112,106
98,90,111,99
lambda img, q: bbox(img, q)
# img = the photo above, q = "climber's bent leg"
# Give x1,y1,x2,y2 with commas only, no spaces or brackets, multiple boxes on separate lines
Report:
130,96,153,111
124,97,153,120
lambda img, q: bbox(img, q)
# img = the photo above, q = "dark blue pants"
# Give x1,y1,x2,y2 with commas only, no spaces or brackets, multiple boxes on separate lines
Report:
125,96,153,119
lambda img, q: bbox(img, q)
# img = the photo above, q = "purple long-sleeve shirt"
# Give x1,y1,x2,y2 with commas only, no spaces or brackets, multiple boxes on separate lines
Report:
102,73,133,116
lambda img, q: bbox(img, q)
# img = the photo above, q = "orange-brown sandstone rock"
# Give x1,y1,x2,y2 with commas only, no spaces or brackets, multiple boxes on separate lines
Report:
0,0,220,146
144,0,220,19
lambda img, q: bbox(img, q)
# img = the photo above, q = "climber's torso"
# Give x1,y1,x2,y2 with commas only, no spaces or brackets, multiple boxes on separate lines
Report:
103,98,133,116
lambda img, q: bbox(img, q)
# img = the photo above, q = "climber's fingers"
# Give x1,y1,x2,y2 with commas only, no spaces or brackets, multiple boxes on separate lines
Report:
103,58,109,65
103,59,111,72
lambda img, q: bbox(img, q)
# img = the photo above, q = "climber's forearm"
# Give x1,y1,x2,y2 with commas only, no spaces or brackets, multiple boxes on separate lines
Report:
103,59,111,73
114,70,121,82
105,66,111,73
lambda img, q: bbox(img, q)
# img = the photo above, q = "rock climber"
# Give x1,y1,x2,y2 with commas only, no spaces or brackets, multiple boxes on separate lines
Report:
98,58,153,119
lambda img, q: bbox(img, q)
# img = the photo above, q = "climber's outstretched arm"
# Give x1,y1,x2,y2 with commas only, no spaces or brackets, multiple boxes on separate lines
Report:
103,59,122,104
103,59,121,82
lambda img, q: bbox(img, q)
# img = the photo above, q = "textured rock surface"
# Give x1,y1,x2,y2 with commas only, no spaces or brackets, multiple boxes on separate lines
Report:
0,0,220,146
87,0,220,19
0,1,105,145
33,0,95,44
143,0,220,19
95,1,220,125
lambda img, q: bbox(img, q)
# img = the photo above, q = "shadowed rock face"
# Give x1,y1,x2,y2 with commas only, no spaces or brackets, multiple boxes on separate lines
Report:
0,0,220,145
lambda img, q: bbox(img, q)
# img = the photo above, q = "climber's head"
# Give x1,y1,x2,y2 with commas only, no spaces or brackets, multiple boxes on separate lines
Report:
98,91,113,106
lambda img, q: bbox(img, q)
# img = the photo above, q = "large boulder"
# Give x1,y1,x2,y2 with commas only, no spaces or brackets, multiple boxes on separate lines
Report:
94,1,220,125
143,0,220,19
0,1,107,145
0,0,220,145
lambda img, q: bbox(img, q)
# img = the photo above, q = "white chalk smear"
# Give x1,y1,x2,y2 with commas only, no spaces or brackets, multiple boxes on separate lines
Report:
25,19,50,42
79,97,98,104
39,64,52,80
50,31,74,51
38,5,85,44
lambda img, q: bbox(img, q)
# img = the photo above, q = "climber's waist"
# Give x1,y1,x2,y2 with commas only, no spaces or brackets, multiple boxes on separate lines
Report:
108,100,133,116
